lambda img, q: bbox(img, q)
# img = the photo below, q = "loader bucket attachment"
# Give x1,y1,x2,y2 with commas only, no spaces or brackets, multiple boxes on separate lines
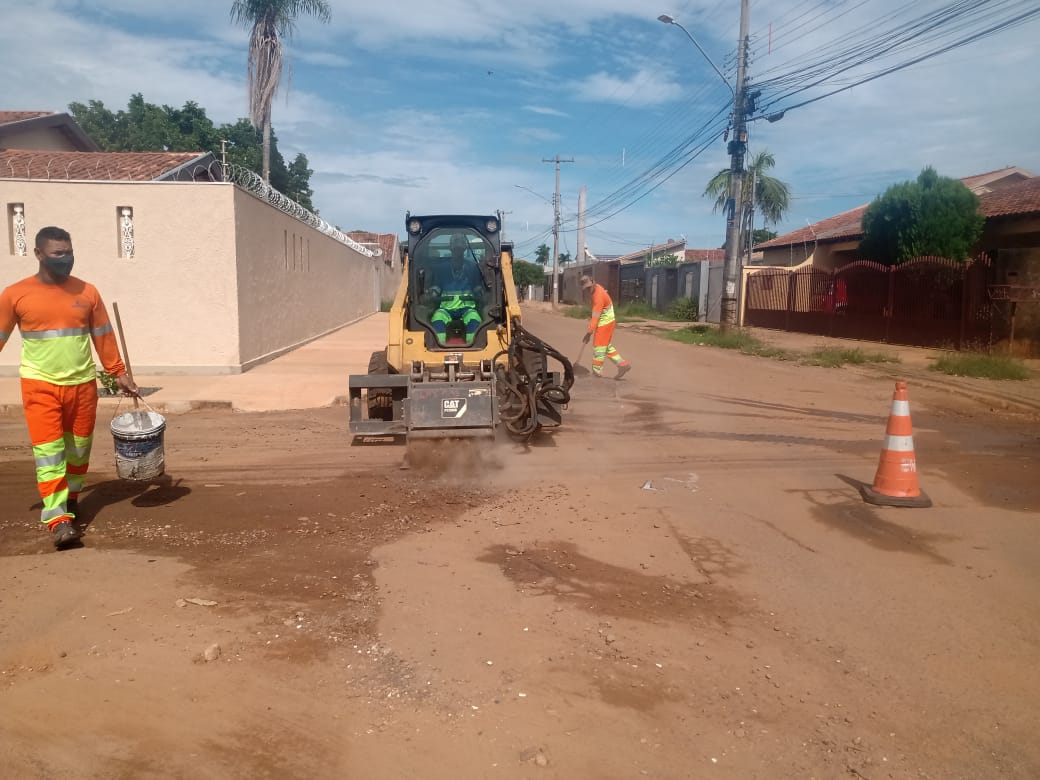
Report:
348,374,409,437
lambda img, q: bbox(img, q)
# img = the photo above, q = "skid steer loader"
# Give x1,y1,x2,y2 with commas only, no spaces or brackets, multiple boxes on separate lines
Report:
348,213,573,441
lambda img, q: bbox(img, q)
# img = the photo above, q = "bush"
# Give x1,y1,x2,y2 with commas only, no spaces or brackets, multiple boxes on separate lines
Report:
667,297,699,322
929,352,1030,380
802,347,901,368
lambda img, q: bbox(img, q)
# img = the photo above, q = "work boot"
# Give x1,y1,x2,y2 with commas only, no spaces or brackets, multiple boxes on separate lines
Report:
52,521,81,549
616,363,632,380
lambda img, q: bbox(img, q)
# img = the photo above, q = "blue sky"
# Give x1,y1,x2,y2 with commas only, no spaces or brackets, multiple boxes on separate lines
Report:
4,0,1040,260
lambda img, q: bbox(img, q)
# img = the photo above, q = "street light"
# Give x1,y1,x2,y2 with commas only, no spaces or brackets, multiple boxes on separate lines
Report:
660,5,750,331
657,14,734,96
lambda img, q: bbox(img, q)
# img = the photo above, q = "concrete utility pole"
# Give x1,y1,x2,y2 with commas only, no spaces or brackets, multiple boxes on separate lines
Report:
543,155,573,307
721,0,751,331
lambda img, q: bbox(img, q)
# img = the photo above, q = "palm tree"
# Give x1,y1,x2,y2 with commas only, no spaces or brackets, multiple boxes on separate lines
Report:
704,150,790,256
229,0,331,184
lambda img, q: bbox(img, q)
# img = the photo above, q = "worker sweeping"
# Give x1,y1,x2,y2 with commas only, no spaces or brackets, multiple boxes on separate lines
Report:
580,272,631,379
0,226,138,549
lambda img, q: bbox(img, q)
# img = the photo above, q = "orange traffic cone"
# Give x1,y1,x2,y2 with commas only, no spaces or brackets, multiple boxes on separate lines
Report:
860,381,932,508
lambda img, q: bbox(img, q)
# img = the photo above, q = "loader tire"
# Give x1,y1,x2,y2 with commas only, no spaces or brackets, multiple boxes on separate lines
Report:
367,349,395,422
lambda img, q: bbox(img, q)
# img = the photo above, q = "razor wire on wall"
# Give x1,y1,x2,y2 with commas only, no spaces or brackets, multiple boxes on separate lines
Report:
0,154,374,257
214,162,374,256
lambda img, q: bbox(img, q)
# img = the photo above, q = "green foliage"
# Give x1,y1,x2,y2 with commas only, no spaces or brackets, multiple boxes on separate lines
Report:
564,305,589,319
647,253,680,268
929,352,1029,380
667,297,699,322
379,299,394,312
69,94,316,211
752,228,777,245
705,150,791,255
802,347,900,367
859,166,985,265
535,244,550,265
511,259,546,287
666,325,789,358
96,370,119,395
558,251,572,265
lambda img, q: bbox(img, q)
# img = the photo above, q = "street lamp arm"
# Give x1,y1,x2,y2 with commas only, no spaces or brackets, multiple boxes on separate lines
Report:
658,14,734,96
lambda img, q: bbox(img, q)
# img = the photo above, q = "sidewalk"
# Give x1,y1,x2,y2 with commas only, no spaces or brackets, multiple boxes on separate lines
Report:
1,309,1037,417
0,313,388,415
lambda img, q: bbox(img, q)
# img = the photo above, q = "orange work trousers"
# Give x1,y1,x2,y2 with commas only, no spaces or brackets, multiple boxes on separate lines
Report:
21,378,98,528
591,322,628,375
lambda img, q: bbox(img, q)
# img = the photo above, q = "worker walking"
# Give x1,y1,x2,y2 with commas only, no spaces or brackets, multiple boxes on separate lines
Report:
0,226,137,549
580,272,631,379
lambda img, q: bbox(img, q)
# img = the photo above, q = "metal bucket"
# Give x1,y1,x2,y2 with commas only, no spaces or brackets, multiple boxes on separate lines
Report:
110,410,166,481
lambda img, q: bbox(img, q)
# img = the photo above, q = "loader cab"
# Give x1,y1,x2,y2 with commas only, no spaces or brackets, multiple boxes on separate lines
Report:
405,215,504,350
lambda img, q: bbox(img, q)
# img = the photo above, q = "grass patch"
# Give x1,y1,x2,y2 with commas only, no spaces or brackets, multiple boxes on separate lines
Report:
564,301,690,323
666,325,791,359
802,347,901,368
929,352,1030,380
379,299,395,312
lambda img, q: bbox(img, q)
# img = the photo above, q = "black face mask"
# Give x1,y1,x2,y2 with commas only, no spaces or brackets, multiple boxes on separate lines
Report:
43,254,75,280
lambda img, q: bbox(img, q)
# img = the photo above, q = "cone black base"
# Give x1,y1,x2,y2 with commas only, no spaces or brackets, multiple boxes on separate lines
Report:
860,484,932,508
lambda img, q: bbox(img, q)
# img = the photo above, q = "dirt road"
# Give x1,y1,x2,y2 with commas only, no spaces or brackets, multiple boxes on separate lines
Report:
2,309,1038,779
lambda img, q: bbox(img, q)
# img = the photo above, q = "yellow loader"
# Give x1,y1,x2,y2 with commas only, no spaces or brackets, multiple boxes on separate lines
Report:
348,213,573,440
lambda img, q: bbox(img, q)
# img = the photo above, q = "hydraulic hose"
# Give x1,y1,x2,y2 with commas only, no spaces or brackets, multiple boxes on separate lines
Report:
494,320,574,439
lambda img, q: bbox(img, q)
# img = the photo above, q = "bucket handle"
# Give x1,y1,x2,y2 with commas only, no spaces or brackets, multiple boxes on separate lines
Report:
112,392,159,421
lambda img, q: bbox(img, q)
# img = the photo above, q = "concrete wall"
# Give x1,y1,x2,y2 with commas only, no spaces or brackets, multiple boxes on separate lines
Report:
231,187,378,369
1,179,380,374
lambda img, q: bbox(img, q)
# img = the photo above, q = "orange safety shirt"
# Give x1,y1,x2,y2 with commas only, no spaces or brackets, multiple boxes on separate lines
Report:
587,283,616,333
0,275,126,385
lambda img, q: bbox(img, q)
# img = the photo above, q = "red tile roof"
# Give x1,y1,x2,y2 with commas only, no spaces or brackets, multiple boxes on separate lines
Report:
684,248,724,263
977,177,1040,219
757,169,1039,251
0,111,54,125
756,204,869,250
346,231,397,262
0,149,207,180
959,166,1032,192
615,238,685,264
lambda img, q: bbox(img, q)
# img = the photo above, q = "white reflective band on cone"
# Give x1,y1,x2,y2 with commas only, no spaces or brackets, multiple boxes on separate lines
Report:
883,435,915,452
890,400,911,416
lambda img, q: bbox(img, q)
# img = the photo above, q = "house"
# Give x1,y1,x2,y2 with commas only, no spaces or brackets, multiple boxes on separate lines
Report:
745,168,1040,354
2,109,386,374
0,111,99,153
756,166,1036,270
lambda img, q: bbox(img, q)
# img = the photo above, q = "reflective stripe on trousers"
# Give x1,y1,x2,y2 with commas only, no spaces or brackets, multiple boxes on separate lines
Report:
21,378,97,526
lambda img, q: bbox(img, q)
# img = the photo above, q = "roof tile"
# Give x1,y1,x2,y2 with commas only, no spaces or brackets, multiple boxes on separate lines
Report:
0,149,206,180
0,111,54,125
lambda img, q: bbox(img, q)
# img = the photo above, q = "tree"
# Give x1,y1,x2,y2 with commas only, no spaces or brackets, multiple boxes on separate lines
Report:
558,251,572,265
752,228,777,245
705,150,790,253
647,253,680,268
229,0,331,183
859,167,984,266
534,244,550,265
68,96,317,208
284,152,315,212
511,259,546,287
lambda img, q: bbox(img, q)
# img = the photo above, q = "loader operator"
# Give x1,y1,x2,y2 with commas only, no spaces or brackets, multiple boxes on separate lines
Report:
428,232,485,346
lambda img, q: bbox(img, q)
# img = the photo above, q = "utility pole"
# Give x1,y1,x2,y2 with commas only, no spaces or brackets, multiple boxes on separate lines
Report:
543,155,573,308
721,0,751,332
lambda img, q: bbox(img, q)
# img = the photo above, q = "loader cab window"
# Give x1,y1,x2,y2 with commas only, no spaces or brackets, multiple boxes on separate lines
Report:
411,228,493,348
